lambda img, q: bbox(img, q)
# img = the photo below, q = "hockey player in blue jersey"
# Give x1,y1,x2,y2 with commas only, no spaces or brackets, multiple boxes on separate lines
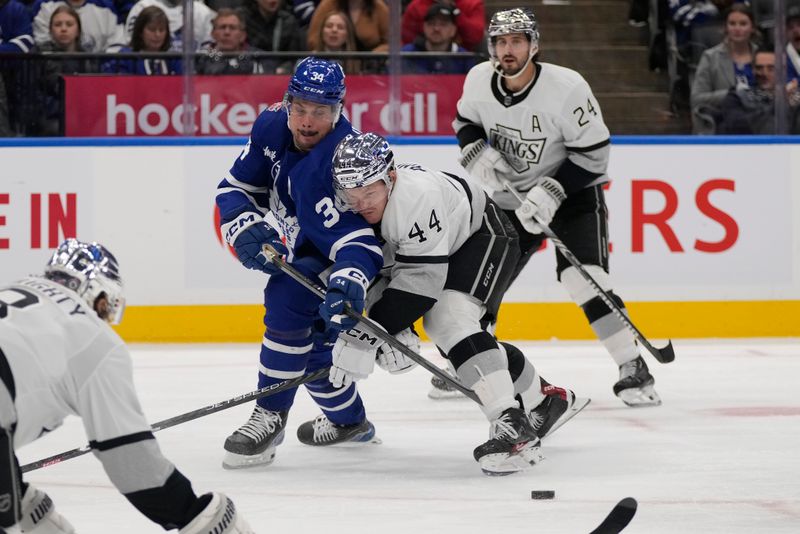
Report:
215,57,384,469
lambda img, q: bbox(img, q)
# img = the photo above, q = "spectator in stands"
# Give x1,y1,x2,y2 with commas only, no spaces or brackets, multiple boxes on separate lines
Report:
690,3,759,133
785,5,800,82
125,0,215,50
0,0,35,136
289,0,320,28
196,8,265,73
311,10,360,73
401,3,473,74
716,47,800,133
239,0,301,74
104,5,182,74
205,0,244,11
307,0,389,52
32,0,124,52
37,5,97,135
402,0,484,52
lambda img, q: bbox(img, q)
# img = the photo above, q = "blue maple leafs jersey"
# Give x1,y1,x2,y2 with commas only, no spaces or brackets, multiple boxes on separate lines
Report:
216,105,382,279
0,0,34,53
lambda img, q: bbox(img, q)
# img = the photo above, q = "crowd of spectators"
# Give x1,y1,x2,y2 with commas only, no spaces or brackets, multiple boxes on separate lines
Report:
653,0,800,133
0,0,483,135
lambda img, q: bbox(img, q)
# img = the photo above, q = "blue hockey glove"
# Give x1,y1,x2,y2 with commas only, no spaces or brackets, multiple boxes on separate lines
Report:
319,266,369,330
223,211,287,275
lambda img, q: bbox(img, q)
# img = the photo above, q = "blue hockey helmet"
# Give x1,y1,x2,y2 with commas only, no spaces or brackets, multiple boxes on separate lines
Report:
44,238,126,324
331,132,395,212
286,57,346,107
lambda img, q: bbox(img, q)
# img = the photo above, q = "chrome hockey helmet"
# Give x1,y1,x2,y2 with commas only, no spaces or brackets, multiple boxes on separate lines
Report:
331,132,395,212
487,8,540,77
44,238,125,324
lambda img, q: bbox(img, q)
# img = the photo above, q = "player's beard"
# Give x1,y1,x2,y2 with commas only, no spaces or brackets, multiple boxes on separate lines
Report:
501,55,524,77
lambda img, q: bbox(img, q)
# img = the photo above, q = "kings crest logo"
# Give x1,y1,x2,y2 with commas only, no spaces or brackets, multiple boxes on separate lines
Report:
489,125,546,173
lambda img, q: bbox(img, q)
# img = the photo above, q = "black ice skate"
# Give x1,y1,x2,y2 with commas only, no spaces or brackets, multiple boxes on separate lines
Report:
473,407,544,476
222,406,288,469
296,414,379,446
427,374,467,400
530,384,591,439
614,356,662,407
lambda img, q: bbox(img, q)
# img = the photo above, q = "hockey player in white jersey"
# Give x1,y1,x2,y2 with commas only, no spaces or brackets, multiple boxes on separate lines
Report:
0,239,253,533
449,7,661,407
328,132,589,475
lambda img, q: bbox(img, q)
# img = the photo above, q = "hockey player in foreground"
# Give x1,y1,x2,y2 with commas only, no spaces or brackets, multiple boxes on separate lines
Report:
443,7,661,407
0,239,253,533
216,57,382,469
327,132,589,476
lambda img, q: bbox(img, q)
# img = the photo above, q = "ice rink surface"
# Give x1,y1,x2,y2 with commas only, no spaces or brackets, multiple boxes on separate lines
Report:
18,340,800,533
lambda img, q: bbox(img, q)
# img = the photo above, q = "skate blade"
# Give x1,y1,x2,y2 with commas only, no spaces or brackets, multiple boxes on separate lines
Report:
427,387,467,400
543,397,591,439
617,385,662,407
222,448,277,470
479,442,545,476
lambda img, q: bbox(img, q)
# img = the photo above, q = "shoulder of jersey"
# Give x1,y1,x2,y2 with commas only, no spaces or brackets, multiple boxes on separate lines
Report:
394,164,442,204
251,104,287,139
537,62,589,92
465,61,494,85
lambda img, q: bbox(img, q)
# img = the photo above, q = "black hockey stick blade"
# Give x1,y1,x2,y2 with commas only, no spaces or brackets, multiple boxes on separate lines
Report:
650,340,675,364
21,367,330,473
589,497,638,534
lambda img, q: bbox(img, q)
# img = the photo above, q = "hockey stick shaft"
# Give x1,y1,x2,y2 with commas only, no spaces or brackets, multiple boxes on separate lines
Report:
503,181,674,364
262,245,481,402
21,367,331,473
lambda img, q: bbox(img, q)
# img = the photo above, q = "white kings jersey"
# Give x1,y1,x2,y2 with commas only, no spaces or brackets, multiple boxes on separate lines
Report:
453,61,611,209
377,163,487,300
0,277,151,449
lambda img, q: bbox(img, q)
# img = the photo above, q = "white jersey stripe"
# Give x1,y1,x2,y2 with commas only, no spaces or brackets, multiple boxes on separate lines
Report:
262,337,313,355
258,365,305,379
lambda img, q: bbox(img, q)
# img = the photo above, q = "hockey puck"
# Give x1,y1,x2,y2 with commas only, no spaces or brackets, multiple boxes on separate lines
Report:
531,490,555,500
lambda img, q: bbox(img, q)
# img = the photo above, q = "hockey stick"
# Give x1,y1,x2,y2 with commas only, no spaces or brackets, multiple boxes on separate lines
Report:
262,245,481,403
502,181,675,364
588,497,638,534
21,366,331,473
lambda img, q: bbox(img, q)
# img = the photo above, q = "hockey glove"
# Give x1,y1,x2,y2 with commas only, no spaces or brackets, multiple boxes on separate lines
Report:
180,493,254,534
319,266,369,330
376,327,419,374
514,177,566,235
330,325,385,388
14,485,76,533
223,211,288,275
459,139,512,192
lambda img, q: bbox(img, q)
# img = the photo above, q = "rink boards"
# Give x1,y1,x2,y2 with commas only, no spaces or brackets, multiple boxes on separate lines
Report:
1,136,798,341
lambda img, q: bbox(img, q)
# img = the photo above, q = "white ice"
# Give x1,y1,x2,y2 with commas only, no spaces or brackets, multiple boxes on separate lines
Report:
18,340,800,533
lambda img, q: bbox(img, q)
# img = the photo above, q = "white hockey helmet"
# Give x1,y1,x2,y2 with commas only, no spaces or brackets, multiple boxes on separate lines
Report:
487,8,540,76
331,132,395,212
44,238,126,324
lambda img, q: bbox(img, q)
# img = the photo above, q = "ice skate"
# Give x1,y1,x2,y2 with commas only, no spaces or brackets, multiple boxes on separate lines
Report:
296,414,380,446
222,406,288,469
473,407,544,476
427,375,467,400
530,384,591,439
614,356,662,407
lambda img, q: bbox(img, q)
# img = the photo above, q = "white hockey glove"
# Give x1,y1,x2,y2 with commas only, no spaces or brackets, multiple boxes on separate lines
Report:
376,328,419,374
13,485,76,533
459,139,512,192
329,325,385,388
514,177,566,235
179,493,254,534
